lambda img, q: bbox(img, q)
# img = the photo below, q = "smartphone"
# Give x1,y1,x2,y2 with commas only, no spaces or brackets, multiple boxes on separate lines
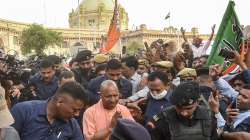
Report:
218,48,235,59
212,91,217,98
231,100,238,109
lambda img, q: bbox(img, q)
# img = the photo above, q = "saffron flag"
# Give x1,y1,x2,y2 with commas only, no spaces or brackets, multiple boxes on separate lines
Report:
207,0,244,75
101,0,121,54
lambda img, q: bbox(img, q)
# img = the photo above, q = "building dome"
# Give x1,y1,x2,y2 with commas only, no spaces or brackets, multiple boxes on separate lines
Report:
69,0,128,31
80,0,114,12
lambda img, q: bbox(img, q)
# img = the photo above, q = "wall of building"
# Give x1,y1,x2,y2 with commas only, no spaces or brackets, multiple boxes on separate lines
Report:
0,18,211,57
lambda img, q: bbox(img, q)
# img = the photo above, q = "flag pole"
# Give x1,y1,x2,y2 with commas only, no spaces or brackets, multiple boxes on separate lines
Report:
165,12,171,31
117,0,122,57
169,16,171,27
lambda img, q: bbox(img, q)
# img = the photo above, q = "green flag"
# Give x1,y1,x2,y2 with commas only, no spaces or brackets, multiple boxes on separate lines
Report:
207,0,243,75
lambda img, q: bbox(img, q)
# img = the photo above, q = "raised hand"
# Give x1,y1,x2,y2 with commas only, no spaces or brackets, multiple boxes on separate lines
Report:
209,64,223,81
180,27,188,42
208,24,216,41
226,102,239,123
110,111,122,128
208,90,220,113
230,51,242,64
211,24,216,33
180,27,185,34
230,51,248,70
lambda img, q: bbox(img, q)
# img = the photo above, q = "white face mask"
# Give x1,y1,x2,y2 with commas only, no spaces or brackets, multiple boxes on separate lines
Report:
150,90,167,100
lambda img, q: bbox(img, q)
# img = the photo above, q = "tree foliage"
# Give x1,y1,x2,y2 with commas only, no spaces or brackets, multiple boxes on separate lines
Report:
20,24,63,55
126,41,144,55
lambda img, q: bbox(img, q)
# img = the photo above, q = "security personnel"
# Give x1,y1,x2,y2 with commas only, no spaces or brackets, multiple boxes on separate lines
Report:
28,58,59,100
11,82,87,140
137,59,149,76
94,54,109,65
177,68,197,83
88,59,132,104
72,50,95,88
154,61,175,80
148,81,217,140
144,71,172,123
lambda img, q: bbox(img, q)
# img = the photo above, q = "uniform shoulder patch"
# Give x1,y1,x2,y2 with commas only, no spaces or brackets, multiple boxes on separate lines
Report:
153,114,160,122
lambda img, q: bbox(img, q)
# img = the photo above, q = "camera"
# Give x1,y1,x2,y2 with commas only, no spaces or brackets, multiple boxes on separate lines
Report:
218,48,235,59
0,54,27,84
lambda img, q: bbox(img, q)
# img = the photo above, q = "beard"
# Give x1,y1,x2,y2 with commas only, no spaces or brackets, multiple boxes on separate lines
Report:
81,68,91,74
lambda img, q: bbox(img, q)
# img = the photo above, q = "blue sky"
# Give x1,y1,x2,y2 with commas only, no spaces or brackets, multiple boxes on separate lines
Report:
0,0,249,34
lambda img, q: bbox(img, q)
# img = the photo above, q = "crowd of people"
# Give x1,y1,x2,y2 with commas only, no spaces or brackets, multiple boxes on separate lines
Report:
1,25,250,140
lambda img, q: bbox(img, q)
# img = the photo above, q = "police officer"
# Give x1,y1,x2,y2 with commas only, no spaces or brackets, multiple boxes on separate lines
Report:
93,53,109,66
92,54,109,77
177,68,197,83
148,81,217,140
137,59,149,76
154,61,175,81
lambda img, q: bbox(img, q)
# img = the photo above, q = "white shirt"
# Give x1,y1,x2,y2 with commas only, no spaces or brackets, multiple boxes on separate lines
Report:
129,72,142,95
191,41,211,58
128,86,149,102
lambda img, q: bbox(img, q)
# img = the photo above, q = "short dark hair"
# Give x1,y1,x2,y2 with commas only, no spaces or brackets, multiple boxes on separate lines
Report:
69,58,77,67
171,81,200,106
106,59,122,70
40,59,54,69
230,73,247,85
95,64,107,74
148,71,169,85
55,81,88,103
47,55,61,65
121,56,139,70
58,71,74,81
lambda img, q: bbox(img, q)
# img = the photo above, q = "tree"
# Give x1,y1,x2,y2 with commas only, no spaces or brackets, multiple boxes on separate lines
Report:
20,24,63,55
126,41,144,55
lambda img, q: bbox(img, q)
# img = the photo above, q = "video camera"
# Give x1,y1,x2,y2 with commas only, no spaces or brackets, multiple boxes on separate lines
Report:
0,54,25,84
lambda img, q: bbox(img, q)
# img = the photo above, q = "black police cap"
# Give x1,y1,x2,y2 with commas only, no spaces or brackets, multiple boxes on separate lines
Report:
75,50,92,62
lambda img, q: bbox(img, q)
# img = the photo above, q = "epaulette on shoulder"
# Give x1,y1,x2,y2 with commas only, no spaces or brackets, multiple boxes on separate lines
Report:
153,114,162,122
152,107,174,122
